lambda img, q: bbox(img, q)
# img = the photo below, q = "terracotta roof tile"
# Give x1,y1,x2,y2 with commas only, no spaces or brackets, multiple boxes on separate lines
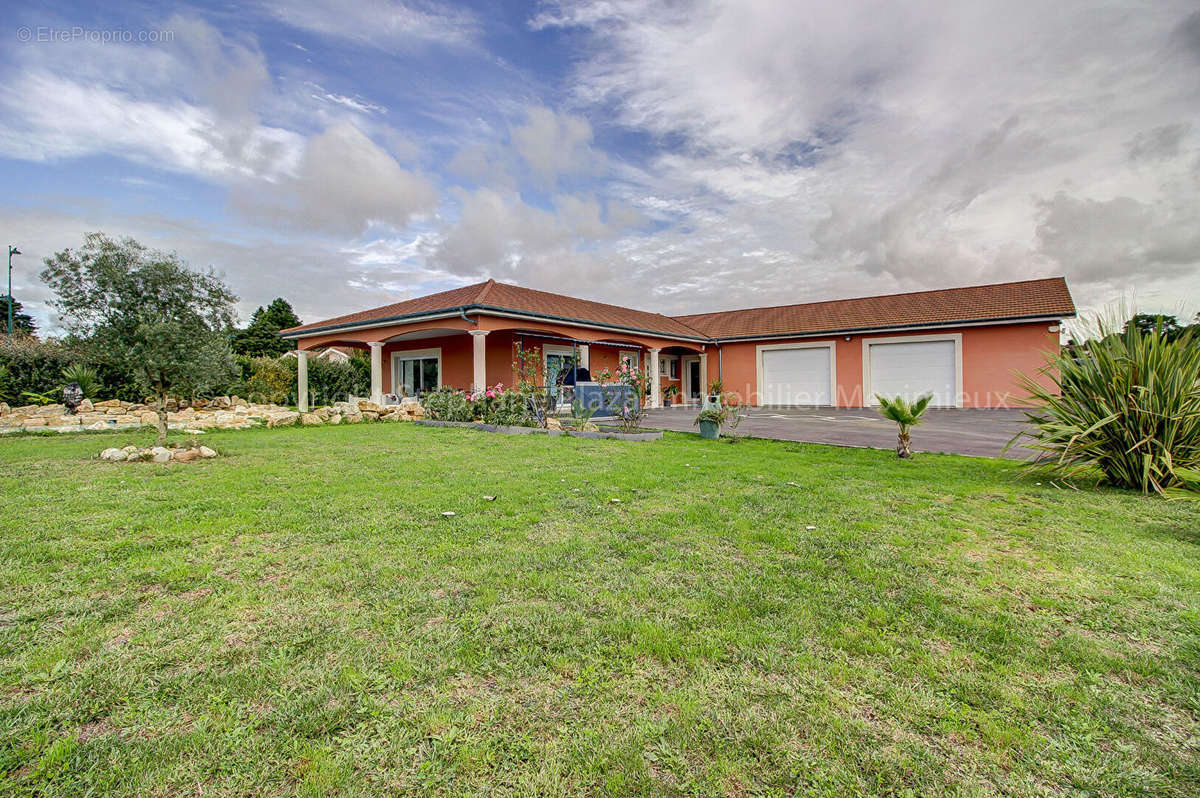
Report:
281,279,707,339
672,277,1075,339
281,276,1074,342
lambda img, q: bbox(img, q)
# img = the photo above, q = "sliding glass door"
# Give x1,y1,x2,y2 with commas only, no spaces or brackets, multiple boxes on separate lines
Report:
394,353,440,397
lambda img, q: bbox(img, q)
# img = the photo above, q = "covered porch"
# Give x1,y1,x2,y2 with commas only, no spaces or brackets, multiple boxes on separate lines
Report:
289,313,707,413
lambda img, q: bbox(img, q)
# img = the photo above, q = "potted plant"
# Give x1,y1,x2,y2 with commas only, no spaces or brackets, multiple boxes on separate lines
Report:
662,383,680,407
694,407,723,439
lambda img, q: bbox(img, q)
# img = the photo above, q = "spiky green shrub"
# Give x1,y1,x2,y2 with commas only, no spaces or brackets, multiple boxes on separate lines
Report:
61,363,102,399
1018,319,1200,495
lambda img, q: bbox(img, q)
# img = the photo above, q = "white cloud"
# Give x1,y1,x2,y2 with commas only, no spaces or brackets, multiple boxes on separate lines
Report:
527,0,1200,310
258,0,479,50
232,122,437,236
510,105,600,184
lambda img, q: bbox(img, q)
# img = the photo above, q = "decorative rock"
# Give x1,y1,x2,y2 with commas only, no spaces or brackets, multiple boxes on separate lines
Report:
95,399,122,408
0,402,9,416
99,447,127,461
546,417,563,431
150,447,172,463
300,413,323,426
357,400,383,414
22,417,47,427
266,411,300,428
328,413,342,425
198,446,218,458
76,398,93,413
172,448,197,462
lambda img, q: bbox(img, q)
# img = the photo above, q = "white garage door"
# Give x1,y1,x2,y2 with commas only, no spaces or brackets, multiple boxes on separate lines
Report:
869,340,957,407
761,347,832,405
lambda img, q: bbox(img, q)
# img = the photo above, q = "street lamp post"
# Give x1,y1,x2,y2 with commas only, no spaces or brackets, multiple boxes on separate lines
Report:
7,245,19,342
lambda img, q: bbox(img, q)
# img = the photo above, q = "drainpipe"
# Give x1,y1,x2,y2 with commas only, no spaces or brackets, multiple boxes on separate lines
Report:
458,307,478,325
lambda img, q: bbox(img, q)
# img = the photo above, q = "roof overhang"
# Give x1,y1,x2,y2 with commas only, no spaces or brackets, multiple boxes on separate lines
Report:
707,313,1073,343
279,304,710,344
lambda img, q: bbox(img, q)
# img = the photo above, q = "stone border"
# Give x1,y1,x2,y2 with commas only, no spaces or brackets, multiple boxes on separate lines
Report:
415,419,663,442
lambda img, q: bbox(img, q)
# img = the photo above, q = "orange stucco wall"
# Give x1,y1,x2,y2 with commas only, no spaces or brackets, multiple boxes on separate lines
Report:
715,321,1060,408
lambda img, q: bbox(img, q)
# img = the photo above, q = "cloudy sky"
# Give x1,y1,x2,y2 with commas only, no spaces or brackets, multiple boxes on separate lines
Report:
3,0,1198,331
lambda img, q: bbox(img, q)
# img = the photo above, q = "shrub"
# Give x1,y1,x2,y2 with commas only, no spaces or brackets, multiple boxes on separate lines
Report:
1018,317,1200,495
62,363,102,399
307,356,369,405
423,388,473,422
481,386,535,426
243,356,295,405
0,337,74,403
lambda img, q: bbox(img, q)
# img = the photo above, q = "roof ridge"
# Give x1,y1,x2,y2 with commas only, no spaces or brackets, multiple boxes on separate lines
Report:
671,276,1068,321
474,278,497,304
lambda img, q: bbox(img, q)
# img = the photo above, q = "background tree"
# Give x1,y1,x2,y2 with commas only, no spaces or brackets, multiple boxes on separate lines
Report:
41,233,238,445
1124,313,1184,342
1,295,37,336
232,297,301,357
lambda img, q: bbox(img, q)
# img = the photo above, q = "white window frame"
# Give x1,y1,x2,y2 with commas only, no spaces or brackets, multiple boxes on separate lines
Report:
861,333,963,408
391,347,442,395
755,341,837,407
619,349,640,370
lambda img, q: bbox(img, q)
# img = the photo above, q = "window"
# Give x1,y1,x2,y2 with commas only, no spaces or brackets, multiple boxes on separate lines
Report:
669,359,679,379
619,350,639,370
393,349,440,396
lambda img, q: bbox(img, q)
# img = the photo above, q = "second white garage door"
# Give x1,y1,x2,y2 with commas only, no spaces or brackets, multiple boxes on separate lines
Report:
760,346,833,405
868,339,957,407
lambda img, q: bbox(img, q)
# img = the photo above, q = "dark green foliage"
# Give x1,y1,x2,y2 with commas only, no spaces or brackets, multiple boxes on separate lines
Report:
1019,317,1200,494
61,364,101,399
423,387,536,425
0,337,73,403
40,233,239,444
423,388,474,421
231,298,301,357
0,295,36,336
306,355,369,405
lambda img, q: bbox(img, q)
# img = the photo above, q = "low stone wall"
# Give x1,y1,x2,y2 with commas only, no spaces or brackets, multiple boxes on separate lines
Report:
0,396,424,434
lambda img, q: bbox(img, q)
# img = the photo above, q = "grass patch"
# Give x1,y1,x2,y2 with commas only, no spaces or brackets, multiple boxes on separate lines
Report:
1,424,1198,796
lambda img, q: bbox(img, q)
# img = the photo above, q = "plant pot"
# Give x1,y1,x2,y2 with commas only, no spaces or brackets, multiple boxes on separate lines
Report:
698,418,720,439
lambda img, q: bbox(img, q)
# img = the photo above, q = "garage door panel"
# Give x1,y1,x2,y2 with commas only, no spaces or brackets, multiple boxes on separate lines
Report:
869,340,956,407
761,347,832,405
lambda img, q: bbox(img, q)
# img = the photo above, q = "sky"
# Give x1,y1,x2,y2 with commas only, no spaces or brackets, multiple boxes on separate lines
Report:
2,0,1198,332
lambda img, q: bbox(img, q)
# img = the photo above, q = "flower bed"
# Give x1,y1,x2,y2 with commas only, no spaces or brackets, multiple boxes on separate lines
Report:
414,419,662,441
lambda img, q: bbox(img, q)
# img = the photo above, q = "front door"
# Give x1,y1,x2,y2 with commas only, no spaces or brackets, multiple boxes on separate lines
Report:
687,360,701,401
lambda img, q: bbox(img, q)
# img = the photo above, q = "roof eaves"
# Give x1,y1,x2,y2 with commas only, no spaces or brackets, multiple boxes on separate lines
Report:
706,311,1075,342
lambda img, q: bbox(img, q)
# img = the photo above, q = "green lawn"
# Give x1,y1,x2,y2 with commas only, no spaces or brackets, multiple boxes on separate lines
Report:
1,424,1198,796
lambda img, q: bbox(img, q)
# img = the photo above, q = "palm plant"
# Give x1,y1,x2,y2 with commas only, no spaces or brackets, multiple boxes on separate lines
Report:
1015,316,1200,495
61,363,102,399
875,394,933,458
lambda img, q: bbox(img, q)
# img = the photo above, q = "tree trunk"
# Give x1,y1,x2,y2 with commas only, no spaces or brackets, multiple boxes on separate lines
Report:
155,393,169,447
896,429,912,458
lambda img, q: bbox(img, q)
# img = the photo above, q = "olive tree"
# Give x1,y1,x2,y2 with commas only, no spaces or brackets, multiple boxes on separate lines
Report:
41,233,238,445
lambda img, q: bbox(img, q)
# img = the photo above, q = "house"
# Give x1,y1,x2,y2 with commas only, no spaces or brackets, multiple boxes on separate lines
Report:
281,346,355,364
279,277,1075,411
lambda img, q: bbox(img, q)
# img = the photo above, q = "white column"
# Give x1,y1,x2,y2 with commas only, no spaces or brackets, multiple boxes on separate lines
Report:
469,330,489,390
296,349,309,412
578,344,590,370
699,352,708,400
368,342,384,405
648,347,662,408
